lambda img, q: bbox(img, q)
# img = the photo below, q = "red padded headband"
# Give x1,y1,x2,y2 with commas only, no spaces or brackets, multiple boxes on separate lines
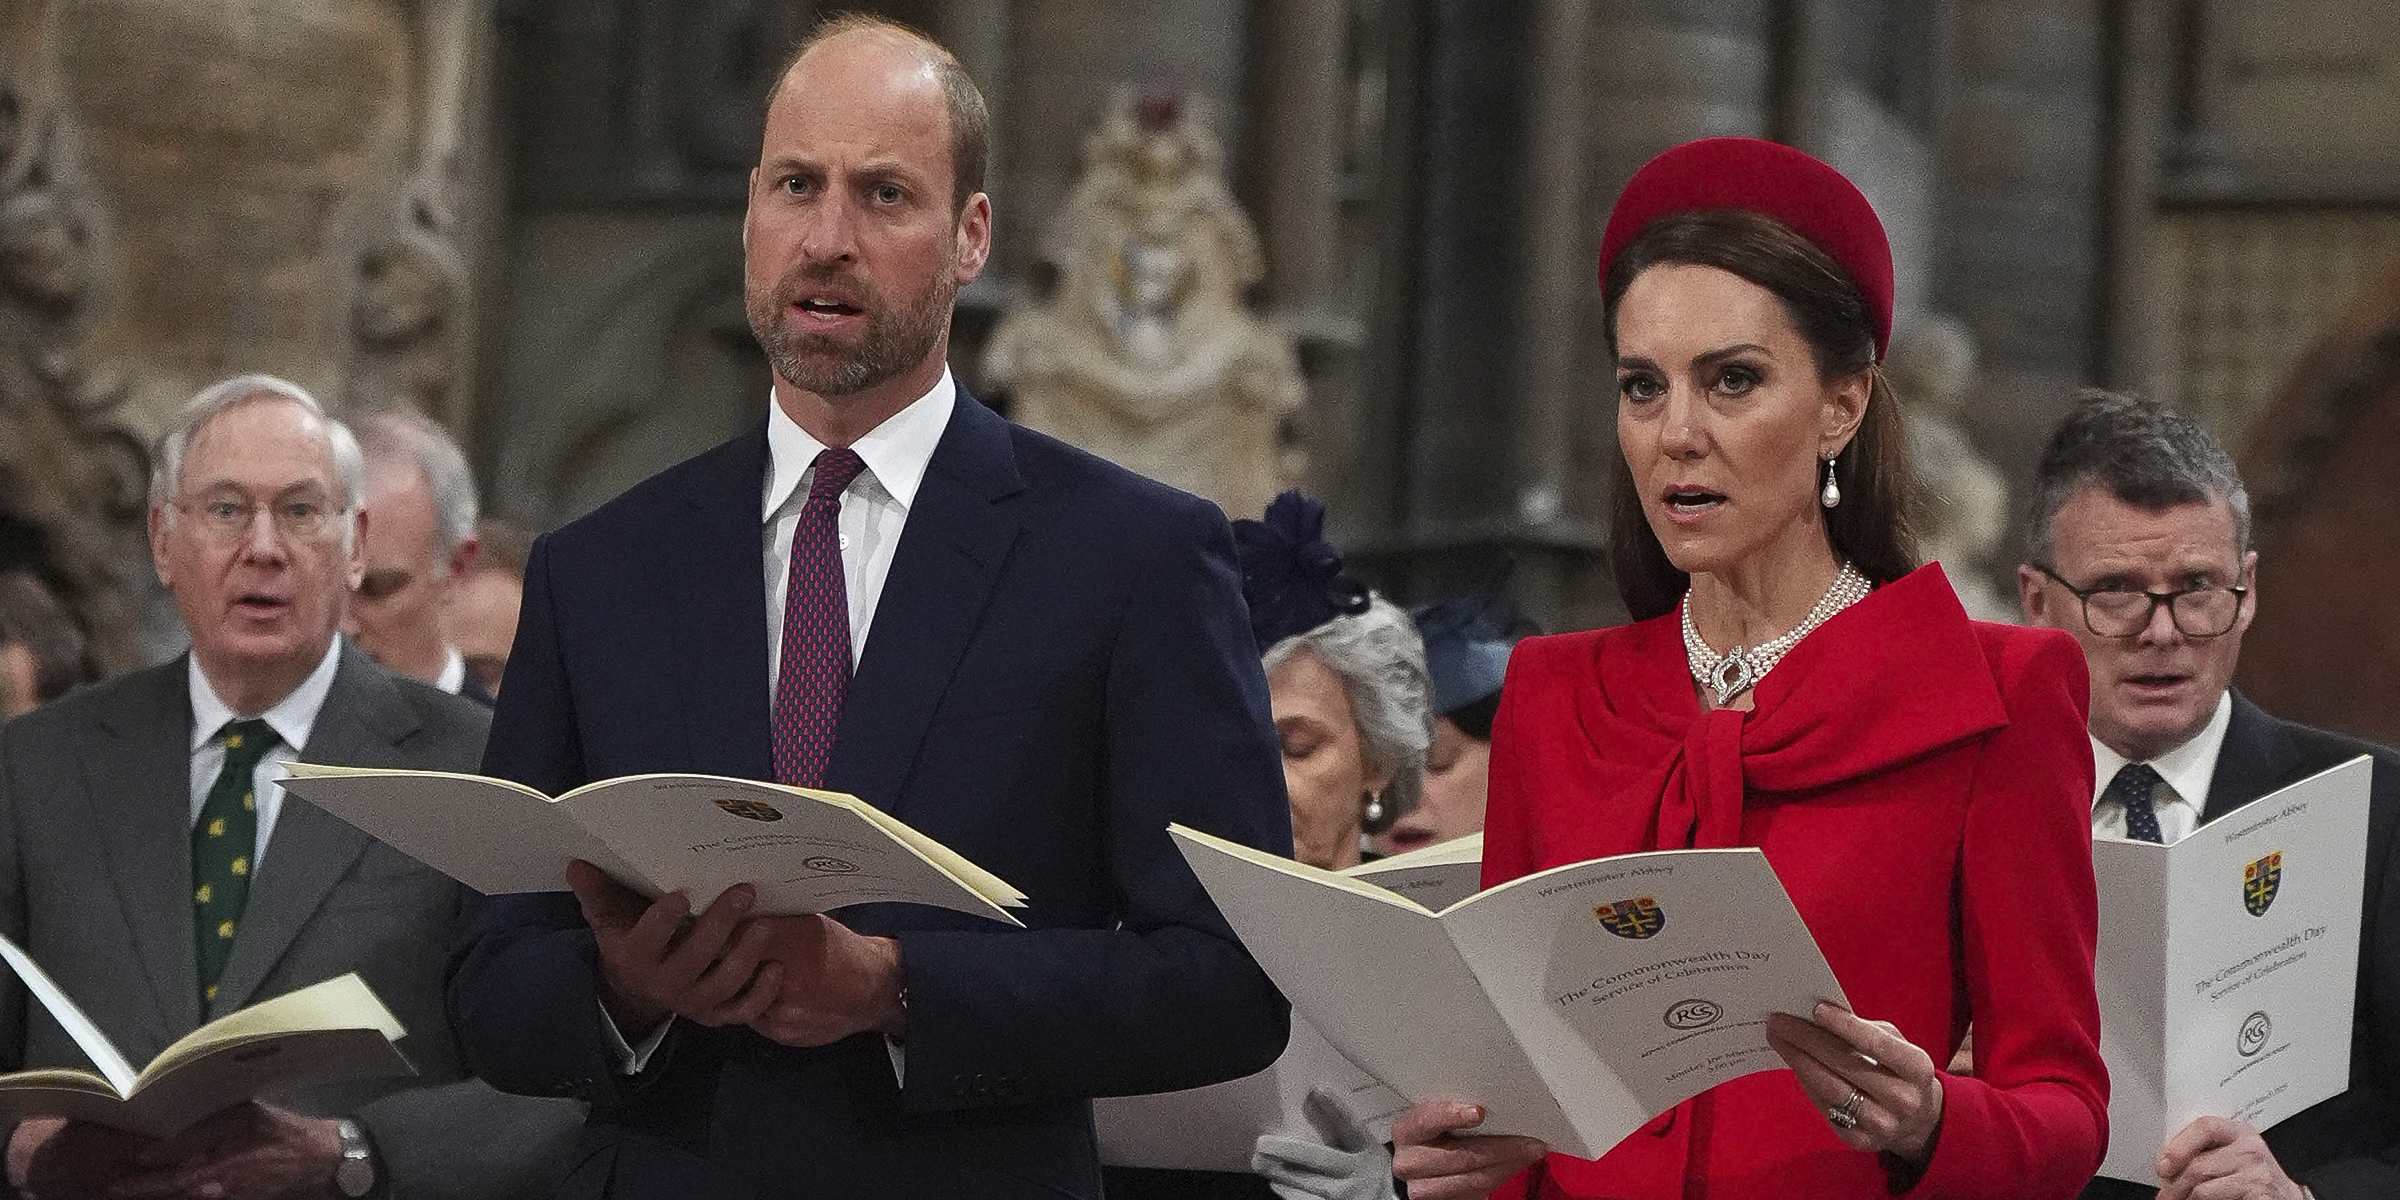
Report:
1597,137,1894,359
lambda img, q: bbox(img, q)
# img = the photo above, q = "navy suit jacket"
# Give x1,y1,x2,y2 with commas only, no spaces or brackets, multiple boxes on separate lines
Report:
447,392,1294,1198
2081,691,2400,1200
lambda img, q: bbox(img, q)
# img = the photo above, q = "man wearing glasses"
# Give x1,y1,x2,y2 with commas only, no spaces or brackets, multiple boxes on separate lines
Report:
0,376,578,1198
2020,389,2400,1200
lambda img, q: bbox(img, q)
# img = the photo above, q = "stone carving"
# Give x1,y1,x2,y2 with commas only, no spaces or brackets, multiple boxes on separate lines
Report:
0,0,483,669
0,1,149,672
1888,314,2018,623
983,91,1305,518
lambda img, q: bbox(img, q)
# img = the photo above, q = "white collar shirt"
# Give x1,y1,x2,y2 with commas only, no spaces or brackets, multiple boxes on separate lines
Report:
434,646,467,695
2090,690,2233,845
187,637,344,871
761,368,954,692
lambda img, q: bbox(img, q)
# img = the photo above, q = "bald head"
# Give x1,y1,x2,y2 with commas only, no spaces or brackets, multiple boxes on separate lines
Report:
768,16,988,215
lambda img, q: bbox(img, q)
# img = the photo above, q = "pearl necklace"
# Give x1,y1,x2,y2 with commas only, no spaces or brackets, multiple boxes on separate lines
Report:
1681,561,1872,705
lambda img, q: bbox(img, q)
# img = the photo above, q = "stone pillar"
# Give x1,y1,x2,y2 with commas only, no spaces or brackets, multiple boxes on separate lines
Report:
1499,0,1592,626
1255,0,1344,318
1931,0,2110,463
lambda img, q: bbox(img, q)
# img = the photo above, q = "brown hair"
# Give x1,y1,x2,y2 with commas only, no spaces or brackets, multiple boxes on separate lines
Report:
770,13,990,216
1600,209,1918,621
0,570,90,705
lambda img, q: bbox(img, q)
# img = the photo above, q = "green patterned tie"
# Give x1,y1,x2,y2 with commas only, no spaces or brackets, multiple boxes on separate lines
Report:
193,718,278,1005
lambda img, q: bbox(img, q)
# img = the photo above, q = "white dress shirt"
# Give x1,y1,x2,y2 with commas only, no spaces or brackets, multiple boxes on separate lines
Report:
608,370,955,1075
762,369,955,687
2090,690,2233,845
187,639,344,871
434,647,467,695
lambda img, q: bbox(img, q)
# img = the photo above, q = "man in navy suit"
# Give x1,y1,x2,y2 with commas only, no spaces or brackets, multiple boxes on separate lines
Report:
446,15,1293,1197
2021,392,2400,1200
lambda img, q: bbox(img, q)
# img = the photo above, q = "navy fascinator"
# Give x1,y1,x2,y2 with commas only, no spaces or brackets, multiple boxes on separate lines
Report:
1233,491,1370,653
1410,592,1522,717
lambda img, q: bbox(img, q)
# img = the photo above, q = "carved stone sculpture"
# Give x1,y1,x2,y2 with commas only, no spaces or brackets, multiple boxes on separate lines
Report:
0,0,481,668
1888,314,2017,623
983,91,1305,518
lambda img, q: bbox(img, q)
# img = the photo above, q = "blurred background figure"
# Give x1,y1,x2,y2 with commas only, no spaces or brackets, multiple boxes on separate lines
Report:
452,517,528,698
1370,591,1536,858
345,407,487,701
0,570,92,719
1887,314,2017,622
1235,490,1430,870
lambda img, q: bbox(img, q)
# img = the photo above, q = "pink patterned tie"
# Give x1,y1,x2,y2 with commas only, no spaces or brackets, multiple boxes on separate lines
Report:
772,447,867,787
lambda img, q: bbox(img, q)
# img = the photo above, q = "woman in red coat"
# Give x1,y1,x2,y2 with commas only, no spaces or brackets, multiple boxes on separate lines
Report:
1392,137,2109,1199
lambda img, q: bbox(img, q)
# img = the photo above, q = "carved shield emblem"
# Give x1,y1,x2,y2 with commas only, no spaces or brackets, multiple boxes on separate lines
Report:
2243,851,2282,917
1595,896,1665,940
713,798,785,822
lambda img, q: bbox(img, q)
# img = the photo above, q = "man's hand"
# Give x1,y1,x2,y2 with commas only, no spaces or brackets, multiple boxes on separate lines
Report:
10,1105,344,1200
744,913,905,1047
1389,1100,1547,1200
113,1104,341,1200
567,859,784,1034
9,1117,152,1198
2155,1116,2305,1200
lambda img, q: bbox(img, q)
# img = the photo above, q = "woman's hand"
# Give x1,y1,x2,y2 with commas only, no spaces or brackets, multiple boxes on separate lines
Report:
1390,1100,1547,1200
1766,1001,1946,1164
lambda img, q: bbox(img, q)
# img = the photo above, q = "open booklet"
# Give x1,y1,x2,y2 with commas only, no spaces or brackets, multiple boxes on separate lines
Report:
1169,825,1846,1161
279,766,1027,924
0,936,411,1137
2091,755,2370,1182
1340,832,1486,912
1096,834,1487,1172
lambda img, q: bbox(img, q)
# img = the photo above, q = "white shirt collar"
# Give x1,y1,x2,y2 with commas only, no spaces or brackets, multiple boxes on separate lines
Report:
434,646,467,695
2090,689,2234,818
188,637,345,754
762,367,956,523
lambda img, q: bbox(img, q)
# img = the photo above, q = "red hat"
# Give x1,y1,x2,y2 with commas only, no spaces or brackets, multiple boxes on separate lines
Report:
1597,137,1894,359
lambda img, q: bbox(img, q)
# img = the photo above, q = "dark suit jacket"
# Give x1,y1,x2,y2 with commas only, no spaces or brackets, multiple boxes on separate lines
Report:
2081,690,2400,1200
0,641,583,1199
447,392,1294,1198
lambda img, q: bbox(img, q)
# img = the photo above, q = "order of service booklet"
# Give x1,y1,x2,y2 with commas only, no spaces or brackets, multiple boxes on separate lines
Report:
2091,755,2370,1182
0,935,411,1137
1340,832,1487,912
1094,836,1485,1172
1168,825,1848,1161
278,765,1027,924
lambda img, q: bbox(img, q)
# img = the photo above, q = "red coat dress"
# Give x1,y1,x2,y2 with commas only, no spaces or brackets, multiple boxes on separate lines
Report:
1483,566,2108,1199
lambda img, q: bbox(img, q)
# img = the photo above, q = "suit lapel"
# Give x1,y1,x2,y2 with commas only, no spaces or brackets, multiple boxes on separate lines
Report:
2203,690,2300,823
207,645,397,1015
669,425,777,780
87,661,205,1033
826,395,1027,816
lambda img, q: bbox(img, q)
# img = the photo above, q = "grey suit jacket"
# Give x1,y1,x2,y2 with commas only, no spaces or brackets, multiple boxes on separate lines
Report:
0,641,581,1199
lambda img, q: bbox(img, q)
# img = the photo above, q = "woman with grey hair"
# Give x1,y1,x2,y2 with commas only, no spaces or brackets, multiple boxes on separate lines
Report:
1099,490,1421,1200
1238,491,1431,870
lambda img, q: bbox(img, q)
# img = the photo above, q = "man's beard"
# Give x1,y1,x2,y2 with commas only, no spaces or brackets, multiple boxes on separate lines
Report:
748,260,957,398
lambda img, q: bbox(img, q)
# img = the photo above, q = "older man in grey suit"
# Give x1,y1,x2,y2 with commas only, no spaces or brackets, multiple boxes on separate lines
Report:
0,376,578,1199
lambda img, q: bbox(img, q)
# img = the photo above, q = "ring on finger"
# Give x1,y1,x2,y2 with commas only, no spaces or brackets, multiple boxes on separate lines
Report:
1826,1088,1862,1130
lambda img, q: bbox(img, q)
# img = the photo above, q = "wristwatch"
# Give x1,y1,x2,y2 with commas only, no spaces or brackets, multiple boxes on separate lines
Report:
333,1118,377,1198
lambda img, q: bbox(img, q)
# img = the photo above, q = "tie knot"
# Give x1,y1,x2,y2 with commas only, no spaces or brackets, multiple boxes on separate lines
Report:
808,448,868,508
217,718,280,764
2108,762,2163,798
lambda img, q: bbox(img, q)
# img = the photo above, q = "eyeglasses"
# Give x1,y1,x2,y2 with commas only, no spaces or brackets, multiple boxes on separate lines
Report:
2033,563,2247,639
172,492,347,544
